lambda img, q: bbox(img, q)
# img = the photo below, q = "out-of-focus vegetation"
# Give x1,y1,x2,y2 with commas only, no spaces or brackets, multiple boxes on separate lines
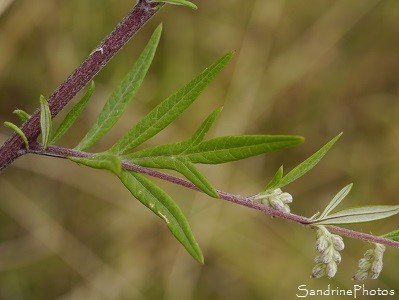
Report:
1,0,399,299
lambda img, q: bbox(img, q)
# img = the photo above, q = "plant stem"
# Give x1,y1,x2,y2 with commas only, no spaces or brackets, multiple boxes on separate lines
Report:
27,143,399,250
0,0,162,172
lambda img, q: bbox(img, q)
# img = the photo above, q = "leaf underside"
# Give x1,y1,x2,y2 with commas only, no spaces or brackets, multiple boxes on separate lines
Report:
318,183,353,220
313,205,399,225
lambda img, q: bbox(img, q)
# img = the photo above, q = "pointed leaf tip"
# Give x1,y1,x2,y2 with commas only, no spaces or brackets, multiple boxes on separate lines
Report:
4,121,29,148
51,81,95,144
111,52,233,154
317,183,353,220
13,109,30,122
75,25,162,151
155,0,198,10
118,170,204,263
276,133,341,189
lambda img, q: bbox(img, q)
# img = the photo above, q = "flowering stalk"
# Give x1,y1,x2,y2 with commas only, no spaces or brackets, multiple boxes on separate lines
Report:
353,243,386,281
311,226,345,278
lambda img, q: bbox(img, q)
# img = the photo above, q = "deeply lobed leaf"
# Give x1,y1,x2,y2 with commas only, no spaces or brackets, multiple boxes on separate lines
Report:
127,135,303,164
110,52,234,154
118,170,204,263
75,24,162,151
184,135,303,164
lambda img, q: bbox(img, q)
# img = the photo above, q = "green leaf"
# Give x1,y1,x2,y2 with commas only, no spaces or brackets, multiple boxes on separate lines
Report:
184,135,303,164
69,153,122,174
275,133,342,189
313,205,399,225
39,95,52,149
127,135,302,164
110,52,234,155
189,108,222,147
51,81,95,144
118,170,204,263
75,24,162,151
383,230,399,242
154,0,198,10
126,156,218,198
264,166,284,191
13,109,30,122
317,183,353,220
3,122,29,148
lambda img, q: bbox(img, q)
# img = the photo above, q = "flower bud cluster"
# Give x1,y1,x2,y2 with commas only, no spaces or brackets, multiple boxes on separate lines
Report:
353,243,385,281
250,188,293,213
311,226,344,279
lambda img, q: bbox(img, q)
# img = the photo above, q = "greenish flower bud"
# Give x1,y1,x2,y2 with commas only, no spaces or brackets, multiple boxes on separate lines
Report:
311,263,326,278
358,258,370,269
353,271,368,281
364,249,374,260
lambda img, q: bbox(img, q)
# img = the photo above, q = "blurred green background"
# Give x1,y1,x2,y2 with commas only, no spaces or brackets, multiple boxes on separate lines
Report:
1,0,399,299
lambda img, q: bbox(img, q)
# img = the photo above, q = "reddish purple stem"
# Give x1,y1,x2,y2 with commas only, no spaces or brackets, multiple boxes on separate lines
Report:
27,143,399,250
0,0,161,172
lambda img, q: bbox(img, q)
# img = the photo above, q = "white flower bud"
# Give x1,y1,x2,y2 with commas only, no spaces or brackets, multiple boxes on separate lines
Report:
316,236,329,253
371,260,383,277
326,261,337,278
321,247,334,264
279,192,293,204
272,188,282,195
331,235,345,251
333,251,341,264
270,199,285,211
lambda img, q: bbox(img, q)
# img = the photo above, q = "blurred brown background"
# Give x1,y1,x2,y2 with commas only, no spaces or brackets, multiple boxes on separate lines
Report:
1,0,399,299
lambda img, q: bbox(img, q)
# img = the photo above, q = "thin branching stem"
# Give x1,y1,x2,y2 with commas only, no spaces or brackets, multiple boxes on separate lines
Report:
27,143,399,250
0,0,162,172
